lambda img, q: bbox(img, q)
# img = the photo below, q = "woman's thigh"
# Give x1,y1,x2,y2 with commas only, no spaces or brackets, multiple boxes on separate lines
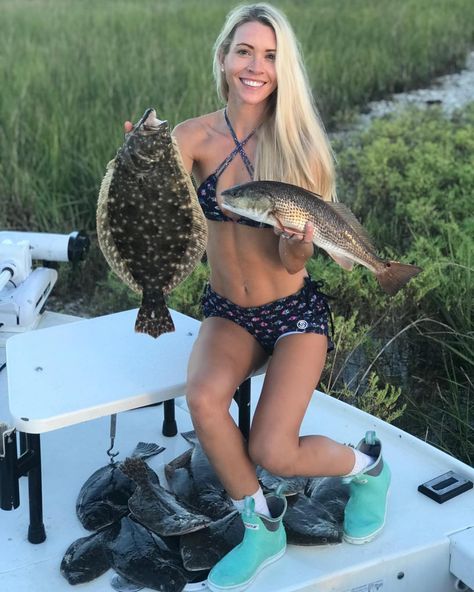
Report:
249,332,328,447
187,316,268,411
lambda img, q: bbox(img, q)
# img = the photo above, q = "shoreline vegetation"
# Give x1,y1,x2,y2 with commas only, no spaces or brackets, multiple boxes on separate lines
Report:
1,0,473,464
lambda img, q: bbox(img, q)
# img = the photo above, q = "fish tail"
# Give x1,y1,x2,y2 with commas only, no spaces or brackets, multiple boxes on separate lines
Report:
132,442,166,460
119,457,150,487
135,292,175,338
376,261,423,296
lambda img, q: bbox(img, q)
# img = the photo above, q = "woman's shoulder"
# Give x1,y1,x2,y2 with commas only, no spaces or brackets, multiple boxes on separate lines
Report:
173,111,224,173
173,111,222,148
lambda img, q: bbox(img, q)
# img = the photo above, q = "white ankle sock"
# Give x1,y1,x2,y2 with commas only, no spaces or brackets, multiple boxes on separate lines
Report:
231,486,271,517
345,448,375,477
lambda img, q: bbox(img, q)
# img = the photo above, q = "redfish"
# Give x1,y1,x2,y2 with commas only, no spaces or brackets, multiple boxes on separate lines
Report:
221,181,422,296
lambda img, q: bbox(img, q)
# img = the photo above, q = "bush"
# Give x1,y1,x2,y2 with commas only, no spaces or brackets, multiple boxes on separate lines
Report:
327,104,474,463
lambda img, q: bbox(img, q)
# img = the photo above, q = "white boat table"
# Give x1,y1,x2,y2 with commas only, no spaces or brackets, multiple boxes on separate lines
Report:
6,308,201,434
1,310,474,591
1,308,255,544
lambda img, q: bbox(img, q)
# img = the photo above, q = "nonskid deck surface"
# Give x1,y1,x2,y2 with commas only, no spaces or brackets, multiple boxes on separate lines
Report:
1,371,473,592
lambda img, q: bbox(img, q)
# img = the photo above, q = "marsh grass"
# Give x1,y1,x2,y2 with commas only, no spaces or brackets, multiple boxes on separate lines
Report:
405,357,473,465
326,105,474,463
1,0,474,232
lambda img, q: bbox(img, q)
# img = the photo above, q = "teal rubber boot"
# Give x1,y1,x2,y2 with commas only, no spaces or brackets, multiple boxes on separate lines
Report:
343,430,391,544
207,490,287,592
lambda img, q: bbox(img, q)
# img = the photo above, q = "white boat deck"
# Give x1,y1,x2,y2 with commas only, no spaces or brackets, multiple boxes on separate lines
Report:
1,311,473,592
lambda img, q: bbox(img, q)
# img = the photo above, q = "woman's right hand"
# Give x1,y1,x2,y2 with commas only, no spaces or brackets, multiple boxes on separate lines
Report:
124,121,133,133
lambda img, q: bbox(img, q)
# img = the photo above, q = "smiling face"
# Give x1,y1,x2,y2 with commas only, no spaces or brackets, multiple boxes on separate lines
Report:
222,21,277,107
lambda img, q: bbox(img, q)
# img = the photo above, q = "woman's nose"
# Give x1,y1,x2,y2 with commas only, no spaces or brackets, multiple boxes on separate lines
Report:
247,56,263,73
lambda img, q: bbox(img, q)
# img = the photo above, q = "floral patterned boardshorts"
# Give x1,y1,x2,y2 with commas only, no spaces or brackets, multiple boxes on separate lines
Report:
201,276,334,355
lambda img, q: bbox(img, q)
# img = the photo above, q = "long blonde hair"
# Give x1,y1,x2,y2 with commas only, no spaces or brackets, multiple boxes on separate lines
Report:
213,3,336,201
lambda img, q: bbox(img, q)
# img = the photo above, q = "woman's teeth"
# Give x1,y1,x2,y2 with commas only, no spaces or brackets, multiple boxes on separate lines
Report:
241,79,265,87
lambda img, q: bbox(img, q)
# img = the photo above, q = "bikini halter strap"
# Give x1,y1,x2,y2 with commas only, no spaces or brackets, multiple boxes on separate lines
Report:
223,109,256,178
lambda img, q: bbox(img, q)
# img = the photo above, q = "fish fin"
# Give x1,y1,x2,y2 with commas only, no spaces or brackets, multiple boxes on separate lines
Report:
164,452,193,487
376,261,423,295
165,448,193,476
119,457,151,487
327,252,355,271
132,442,166,459
135,292,175,338
110,573,142,592
306,189,324,200
327,203,374,248
181,430,198,445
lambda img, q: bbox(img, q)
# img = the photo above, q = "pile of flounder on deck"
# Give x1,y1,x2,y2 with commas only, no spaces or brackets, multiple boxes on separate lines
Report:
61,433,350,591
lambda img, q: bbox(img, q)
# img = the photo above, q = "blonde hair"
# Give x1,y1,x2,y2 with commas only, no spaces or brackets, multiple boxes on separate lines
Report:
213,3,336,201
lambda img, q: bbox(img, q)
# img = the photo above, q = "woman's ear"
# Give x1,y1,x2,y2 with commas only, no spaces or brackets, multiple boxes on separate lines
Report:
218,51,225,72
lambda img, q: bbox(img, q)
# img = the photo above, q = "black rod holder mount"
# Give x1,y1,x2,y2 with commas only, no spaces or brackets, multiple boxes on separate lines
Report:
0,428,46,543
0,427,20,510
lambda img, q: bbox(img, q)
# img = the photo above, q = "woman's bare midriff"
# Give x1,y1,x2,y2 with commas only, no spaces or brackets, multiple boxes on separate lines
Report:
206,220,308,307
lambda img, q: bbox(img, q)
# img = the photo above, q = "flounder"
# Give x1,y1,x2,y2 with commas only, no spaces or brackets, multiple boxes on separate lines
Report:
60,524,118,585
106,516,191,592
283,476,350,545
76,442,164,531
97,108,207,337
120,456,212,536
165,432,234,520
64,438,351,586
180,511,244,572
257,465,309,496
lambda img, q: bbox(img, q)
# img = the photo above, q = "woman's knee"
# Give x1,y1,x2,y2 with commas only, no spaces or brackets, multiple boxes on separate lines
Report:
186,378,229,426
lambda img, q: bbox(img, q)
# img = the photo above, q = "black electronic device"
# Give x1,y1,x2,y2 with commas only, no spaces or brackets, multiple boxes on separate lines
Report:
418,470,473,503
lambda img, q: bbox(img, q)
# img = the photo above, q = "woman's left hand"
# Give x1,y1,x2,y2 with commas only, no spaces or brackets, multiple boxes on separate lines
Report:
276,221,314,273
274,221,314,245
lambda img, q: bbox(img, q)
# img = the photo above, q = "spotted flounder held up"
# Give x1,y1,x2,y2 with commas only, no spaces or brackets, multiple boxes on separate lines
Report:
97,108,207,338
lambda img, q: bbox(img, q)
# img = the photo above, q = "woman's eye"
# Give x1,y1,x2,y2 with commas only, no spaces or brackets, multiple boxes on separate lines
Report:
237,49,250,56
266,53,276,61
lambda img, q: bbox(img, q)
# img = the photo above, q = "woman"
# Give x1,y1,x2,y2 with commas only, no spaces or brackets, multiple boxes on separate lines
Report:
128,4,390,591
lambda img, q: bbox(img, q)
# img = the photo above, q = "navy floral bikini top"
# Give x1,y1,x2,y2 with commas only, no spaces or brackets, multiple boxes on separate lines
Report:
196,110,272,229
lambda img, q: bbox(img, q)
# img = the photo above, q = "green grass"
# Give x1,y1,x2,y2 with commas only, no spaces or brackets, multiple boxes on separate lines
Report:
1,0,473,232
326,105,474,464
